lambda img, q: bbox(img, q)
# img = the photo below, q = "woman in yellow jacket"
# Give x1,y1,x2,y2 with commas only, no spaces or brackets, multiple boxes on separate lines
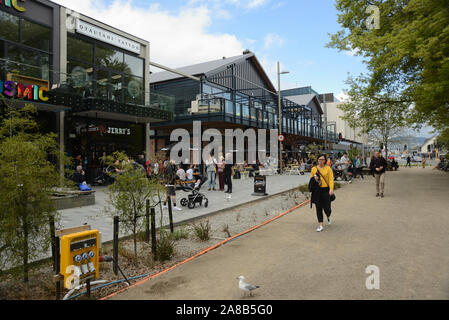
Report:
311,154,335,232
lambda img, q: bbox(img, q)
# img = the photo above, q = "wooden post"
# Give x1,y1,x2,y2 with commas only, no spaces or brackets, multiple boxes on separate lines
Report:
113,216,119,276
167,195,174,233
150,207,157,259
145,199,150,243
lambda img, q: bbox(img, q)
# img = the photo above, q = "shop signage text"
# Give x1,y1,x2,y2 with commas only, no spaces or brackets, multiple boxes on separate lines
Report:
107,127,131,135
75,19,141,54
0,80,49,102
1,0,26,12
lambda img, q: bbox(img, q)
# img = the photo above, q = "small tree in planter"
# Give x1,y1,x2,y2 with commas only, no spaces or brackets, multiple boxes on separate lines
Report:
104,151,164,262
0,101,71,282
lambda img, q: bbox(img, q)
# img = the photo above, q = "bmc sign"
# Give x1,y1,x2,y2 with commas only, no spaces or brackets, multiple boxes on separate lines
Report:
1,0,26,12
0,80,49,102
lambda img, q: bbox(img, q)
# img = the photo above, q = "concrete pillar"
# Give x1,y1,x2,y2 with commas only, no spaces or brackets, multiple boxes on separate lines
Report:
145,122,151,162
60,7,67,83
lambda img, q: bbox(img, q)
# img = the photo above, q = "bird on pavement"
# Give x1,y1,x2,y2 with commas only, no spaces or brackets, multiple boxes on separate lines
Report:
237,276,260,297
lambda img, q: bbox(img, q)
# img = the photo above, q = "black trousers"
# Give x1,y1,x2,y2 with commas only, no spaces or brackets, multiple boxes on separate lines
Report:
315,187,332,223
224,173,232,192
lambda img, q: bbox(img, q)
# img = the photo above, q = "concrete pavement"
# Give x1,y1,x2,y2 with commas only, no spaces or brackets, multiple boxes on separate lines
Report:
109,167,449,300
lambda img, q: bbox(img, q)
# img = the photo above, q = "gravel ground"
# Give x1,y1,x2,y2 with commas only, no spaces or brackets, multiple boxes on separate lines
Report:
0,187,309,300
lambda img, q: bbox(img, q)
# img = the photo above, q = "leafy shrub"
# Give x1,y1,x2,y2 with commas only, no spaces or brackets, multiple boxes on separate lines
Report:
192,220,211,241
170,227,190,241
156,229,176,262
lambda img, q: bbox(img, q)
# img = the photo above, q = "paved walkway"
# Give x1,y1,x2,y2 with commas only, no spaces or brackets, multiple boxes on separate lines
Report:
109,167,449,300
59,174,309,243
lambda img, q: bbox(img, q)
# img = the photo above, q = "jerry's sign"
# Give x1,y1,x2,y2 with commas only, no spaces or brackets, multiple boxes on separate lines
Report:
1,0,26,12
0,80,49,102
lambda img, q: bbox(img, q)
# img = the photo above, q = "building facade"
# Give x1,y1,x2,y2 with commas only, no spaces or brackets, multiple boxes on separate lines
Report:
150,52,337,160
0,0,173,180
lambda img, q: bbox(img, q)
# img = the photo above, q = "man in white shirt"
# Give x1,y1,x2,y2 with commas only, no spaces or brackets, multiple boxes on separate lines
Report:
186,165,194,181
176,166,186,181
340,153,352,182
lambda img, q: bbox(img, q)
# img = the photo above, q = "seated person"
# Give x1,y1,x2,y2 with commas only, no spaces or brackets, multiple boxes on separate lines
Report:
72,165,86,185
186,165,194,181
176,165,186,181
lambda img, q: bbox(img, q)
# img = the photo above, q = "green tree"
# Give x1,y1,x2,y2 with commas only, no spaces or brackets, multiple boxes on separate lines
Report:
0,100,69,282
327,0,449,135
337,76,410,158
104,151,164,261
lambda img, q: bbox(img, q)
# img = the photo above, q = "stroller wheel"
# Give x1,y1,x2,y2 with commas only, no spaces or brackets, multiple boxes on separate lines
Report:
188,201,195,209
180,198,188,207
205,200,208,208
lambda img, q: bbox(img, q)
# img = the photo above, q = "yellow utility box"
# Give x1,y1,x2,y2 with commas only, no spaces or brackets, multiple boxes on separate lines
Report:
60,229,100,289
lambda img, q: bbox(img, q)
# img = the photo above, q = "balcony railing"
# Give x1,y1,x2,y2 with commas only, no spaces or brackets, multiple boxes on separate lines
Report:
0,58,175,115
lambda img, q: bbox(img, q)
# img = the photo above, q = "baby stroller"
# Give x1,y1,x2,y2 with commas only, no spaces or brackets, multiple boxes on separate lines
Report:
179,177,209,209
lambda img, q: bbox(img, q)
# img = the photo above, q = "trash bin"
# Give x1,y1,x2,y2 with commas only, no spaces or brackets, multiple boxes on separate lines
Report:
252,175,268,196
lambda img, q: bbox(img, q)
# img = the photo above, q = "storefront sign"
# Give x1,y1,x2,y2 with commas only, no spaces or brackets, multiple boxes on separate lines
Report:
107,127,131,135
76,19,141,54
0,80,49,102
1,0,26,12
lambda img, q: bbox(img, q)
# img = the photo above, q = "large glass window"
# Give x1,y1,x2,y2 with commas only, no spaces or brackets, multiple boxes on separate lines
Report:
22,20,51,52
243,104,249,119
0,11,19,42
67,61,94,96
7,45,50,80
96,44,124,72
225,100,233,115
67,35,93,63
124,53,143,77
124,75,143,104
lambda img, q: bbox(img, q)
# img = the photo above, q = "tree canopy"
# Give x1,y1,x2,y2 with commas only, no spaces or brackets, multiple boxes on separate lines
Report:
328,0,449,132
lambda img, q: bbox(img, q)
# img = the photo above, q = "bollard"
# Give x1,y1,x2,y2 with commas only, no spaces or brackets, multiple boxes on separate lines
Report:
150,207,157,259
167,195,174,233
49,216,56,272
113,216,119,276
145,199,150,243
55,236,61,300
86,278,91,299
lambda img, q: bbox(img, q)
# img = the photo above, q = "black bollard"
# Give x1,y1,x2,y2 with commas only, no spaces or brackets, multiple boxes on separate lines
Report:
145,199,150,243
113,216,119,276
150,207,157,259
167,196,174,234
49,217,56,272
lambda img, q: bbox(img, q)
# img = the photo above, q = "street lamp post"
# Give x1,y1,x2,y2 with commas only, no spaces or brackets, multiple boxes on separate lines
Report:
277,61,289,173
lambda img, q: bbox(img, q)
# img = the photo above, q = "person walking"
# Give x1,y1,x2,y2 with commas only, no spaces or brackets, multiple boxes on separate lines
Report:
422,156,426,169
205,154,218,191
406,156,411,167
162,160,182,211
217,155,225,191
356,156,364,179
309,154,335,232
370,151,387,198
224,153,233,194
340,152,352,182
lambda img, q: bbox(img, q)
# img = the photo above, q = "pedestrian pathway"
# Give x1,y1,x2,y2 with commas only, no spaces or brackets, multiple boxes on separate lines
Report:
58,174,309,244
108,168,449,299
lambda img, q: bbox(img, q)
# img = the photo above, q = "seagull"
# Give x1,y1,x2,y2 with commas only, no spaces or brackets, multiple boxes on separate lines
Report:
237,276,260,297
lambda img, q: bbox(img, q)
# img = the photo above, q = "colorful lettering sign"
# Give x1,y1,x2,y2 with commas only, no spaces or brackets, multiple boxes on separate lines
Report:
0,80,49,102
1,0,26,12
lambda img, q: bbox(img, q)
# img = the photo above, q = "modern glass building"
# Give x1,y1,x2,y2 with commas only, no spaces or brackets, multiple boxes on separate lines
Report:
0,0,173,180
150,52,337,155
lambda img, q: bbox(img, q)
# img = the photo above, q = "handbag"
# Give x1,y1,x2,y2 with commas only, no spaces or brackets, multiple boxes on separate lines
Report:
317,168,336,202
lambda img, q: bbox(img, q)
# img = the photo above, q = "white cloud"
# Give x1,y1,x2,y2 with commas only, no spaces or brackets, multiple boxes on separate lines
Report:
247,0,269,9
264,33,284,49
53,0,245,69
